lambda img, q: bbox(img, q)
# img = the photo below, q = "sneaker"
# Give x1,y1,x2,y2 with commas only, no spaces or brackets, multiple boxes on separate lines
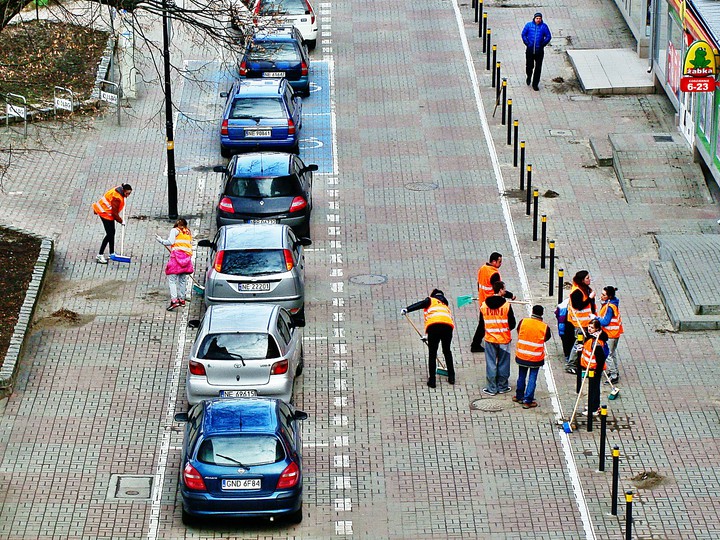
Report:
565,366,577,375
470,345,485,353
610,375,619,384
167,300,181,311
96,254,108,264
482,387,497,396
522,401,538,409
179,299,186,306
427,378,436,389
498,386,512,394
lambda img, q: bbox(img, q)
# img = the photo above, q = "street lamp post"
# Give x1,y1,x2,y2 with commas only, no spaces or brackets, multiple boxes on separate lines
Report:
162,0,178,219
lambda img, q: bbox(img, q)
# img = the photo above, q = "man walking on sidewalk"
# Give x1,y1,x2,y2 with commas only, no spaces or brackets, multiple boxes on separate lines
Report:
478,281,516,395
521,12,552,91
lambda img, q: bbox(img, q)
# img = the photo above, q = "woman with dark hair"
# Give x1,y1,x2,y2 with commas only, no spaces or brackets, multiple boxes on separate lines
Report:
565,270,596,376
156,218,194,311
596,286,623,383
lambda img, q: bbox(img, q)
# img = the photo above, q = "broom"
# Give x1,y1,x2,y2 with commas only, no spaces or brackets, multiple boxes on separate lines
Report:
569,307,618,399
403,313,449,377
109,206,131,263
457,294,530,308
159,241,205,296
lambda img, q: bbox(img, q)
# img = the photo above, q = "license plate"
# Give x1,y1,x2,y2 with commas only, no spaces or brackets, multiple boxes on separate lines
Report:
245,129,271,138
222,478,261,490
263,71,285,78
249,219,278,225
239,282,271,291
220,390,258,397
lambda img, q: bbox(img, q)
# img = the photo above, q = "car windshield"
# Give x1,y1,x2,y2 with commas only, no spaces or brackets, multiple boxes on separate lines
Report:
221,249,287,275
226,175,301,198
248,42,299,62
197,333,280,360
259,0,309,16
197,435,284,466
230,98,286,120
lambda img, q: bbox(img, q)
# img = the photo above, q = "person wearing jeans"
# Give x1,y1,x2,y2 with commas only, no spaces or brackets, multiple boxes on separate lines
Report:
513,305,552,408
596,286,624,383
477,280,516,395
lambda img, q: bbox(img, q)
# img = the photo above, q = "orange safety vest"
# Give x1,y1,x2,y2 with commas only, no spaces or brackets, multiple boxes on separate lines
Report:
92,187,125,221
581,335,606,370
515,317,547,364
423,298,455,331
171,228,193,255
568,284,593,328
477,264,498,306
480,300,511,344
599,302,623,339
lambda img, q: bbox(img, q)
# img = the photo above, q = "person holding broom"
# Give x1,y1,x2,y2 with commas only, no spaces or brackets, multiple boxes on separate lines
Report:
156,218,194,311
92,183,132,264
401,289,456,388
580,318,608,416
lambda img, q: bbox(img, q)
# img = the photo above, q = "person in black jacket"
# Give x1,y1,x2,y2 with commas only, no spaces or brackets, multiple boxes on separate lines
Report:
402,289,456,388
580,318,608,416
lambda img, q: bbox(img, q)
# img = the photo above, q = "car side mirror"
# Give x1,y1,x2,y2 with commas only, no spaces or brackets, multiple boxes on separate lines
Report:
293,410,308,421
197,239,214,249
294,237,312,248
303,164,319,173
213,165,227,173
188,319,200,329
174,412,188,422
220,91,229,98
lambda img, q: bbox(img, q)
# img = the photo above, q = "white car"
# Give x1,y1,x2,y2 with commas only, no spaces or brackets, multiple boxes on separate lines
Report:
250,0,318,50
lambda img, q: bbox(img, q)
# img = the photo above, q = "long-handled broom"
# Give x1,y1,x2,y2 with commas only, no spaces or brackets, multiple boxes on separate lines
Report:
403,313,449,377
603,370,620,400
159,242,205,296
457,294,530,308
109,206,131,263
569,307,619,400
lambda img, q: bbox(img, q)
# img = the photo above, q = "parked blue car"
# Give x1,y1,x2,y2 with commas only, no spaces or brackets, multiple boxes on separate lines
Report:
220,78,303,157
179,397,308,525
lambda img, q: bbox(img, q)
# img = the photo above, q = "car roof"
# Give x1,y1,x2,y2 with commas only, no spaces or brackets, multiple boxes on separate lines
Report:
253,26,302,42
232,78,286,97
220,223,289,249
230,152,292,177
203,398,280,435
205,303,278,333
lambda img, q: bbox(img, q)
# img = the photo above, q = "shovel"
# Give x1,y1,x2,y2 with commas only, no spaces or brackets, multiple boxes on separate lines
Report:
403,313,449,377
109,206,131,263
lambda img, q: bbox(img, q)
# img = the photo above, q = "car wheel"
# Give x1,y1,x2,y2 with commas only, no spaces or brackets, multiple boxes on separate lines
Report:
181,507,196,527
220,146,232,158
287,503,303,524
306,39,316,51
296,221,310,238
296,347,304,377
291,141,300,155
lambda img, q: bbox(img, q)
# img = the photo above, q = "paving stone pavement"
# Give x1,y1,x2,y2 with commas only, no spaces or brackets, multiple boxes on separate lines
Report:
1,0,720,538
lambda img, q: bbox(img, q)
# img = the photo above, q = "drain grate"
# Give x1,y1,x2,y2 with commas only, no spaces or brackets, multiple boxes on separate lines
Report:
106,474,154,501
653,135,674,143
405,182,438,191
349,274,387,285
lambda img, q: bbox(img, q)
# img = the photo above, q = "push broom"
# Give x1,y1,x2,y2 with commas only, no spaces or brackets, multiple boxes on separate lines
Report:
109,206,131,263
403,313,449,377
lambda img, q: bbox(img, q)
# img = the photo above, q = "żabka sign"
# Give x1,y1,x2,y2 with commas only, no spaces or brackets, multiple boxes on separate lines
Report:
683,40,716,76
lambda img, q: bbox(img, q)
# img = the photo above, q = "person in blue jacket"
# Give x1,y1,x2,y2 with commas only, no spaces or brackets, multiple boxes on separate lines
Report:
521,12,552,91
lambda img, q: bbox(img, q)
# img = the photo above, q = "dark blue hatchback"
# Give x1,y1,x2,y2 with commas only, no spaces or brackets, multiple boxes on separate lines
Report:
179,398,308,525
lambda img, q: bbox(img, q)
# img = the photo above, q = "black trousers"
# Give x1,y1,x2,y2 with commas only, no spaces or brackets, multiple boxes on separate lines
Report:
586,360,605,413
99,217,116,255
525,47,545,87
427,323,454,381
471,314,484,348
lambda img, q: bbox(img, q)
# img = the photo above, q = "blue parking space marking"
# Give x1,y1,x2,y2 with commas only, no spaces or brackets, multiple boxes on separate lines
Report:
299,60,334,173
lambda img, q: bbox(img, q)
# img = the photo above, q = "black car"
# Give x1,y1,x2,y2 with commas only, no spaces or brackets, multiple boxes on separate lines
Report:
213,152,317,236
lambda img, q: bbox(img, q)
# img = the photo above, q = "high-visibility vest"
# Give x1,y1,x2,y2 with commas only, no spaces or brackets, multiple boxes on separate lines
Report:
477,264,498,306
423,298,454,331
599,302,623,338
92,187,125,221
568,284,593,328
515,317,547,364
480,301,511,344
171,228,193,255
581,335,606,370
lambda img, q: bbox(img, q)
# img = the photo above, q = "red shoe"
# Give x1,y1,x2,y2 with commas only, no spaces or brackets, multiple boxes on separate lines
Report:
167,300,181,311
179,299,186,306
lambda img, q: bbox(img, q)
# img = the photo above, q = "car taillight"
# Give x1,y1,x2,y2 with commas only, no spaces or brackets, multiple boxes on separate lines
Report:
271,359,289,375
276,461,300,489
213,250,225,272
283,249,294,271
189,360,206,376
183,463,207,491
301,61,308,76
289,196,307,213
221,119,229,136
239,60,247,76
302,0,314,23
288,118,296,136
218,197,234,213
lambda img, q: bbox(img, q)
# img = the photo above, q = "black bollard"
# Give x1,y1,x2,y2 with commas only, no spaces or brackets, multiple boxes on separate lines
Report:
501,81,507,124
519,142,525,189
599,405,607,471
507,102,513,144
477,0,483,32
625,491,633,540
540,215,547,268
532,189,539,240
486,32,492,70
482,14,488,50
611,446,620,515
557,267,563,303
491,46,497,77
473,0,478,22
492,61,497,88
525,164,532,216
548,240,555,297
587,369,595,432
513,121,519,164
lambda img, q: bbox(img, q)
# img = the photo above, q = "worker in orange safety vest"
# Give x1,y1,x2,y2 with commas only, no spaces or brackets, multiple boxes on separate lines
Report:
596,285,623,383
92,183,133,264
471,252,515,353
477,280,516,395
580,318,608,416
513,305,551,409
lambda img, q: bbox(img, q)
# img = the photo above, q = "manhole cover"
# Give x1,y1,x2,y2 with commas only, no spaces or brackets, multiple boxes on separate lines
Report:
106,474,154,501
628,178,657,188
470,398,504,412
405,182,438,191
349,274,387,285
653,134,674,143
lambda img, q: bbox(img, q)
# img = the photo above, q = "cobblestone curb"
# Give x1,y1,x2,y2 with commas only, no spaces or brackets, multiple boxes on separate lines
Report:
0,229,53,390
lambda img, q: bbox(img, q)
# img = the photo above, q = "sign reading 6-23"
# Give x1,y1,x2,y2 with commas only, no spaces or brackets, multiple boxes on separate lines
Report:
680,76,716,92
